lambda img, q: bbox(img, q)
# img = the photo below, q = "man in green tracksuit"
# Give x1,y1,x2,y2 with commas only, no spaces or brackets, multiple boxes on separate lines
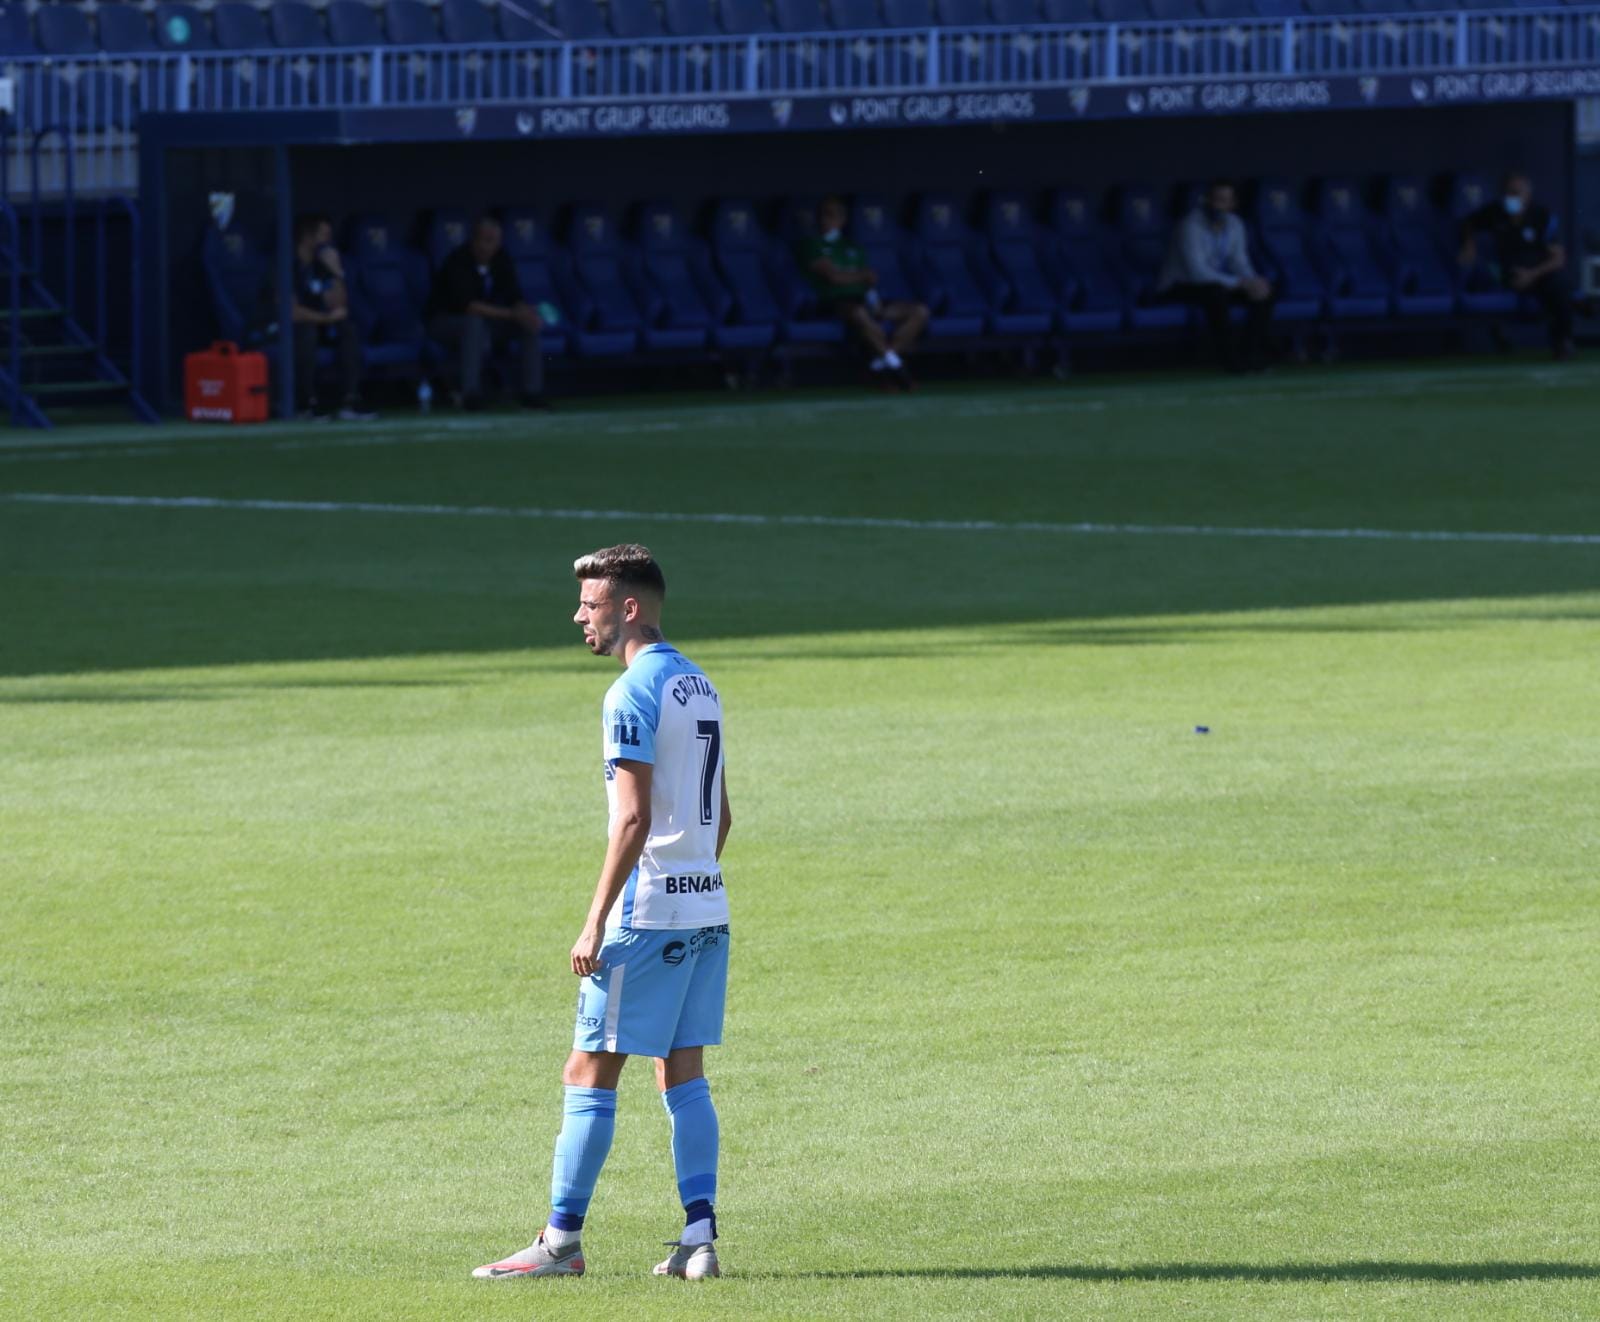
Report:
797,196,928,390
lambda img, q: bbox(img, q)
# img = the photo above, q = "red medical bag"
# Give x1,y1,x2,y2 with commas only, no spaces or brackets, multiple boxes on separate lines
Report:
184,341,270,423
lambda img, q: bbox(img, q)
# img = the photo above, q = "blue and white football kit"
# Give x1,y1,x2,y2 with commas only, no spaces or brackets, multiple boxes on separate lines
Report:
573,643,730,1059
471,629,730,1281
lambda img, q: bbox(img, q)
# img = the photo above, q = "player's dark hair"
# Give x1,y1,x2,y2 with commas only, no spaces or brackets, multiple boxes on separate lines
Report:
293,213,328,245
1207,178,1236,195
1501,169,1529,191
574,543,667,599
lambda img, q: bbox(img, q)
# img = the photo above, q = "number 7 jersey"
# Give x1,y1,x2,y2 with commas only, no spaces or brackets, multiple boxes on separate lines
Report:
601,642,729,931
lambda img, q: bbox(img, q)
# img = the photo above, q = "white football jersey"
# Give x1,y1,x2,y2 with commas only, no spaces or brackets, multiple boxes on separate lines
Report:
600,643,729,930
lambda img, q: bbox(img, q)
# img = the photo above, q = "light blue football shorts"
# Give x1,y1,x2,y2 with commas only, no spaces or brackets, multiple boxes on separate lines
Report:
573,924,730,1058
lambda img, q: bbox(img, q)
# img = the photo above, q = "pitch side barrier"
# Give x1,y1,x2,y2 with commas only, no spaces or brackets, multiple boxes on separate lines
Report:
8,3,1600,192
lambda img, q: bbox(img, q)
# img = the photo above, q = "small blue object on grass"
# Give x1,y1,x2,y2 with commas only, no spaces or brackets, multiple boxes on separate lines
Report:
1194,725,1210,734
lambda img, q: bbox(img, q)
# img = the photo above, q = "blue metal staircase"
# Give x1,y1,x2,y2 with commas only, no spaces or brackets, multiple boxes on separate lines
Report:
0,128,157,428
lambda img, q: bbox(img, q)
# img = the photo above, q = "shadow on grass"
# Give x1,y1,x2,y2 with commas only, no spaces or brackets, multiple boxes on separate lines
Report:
783,1261,1600,1283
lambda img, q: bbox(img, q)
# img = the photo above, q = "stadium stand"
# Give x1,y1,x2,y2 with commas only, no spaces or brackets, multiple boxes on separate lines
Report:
1313,178,1394,318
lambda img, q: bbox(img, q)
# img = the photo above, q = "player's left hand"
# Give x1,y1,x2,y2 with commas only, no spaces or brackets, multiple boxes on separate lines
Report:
571,927,604,977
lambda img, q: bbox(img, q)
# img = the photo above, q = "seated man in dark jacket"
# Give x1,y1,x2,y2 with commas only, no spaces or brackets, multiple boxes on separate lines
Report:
427,216,547,409
292,214,375,420
1459,170,1579,360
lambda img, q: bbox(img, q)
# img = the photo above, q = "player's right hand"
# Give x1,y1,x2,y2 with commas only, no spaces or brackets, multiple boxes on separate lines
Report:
570,926,604,977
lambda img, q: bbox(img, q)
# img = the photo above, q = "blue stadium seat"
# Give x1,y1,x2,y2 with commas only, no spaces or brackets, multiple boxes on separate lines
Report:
499,210,583,355
709,199,790,345
913,195,998,337
770,196,847,343
988,0,1048,79
213,3,273,50
611,0,667,35
1311,178,1391,318
1041,0,1096,19
1448,173,1519,315
155,4,217,51
554,0,609,36
344,215,428,368
442,0,498,42
38,7,97,57
97,5,159,53
934,0,995,78
775,0,829,30
848,197,925,309
1114,185,1188,329
1201,0,1254,14
495,9,556,96
832,0,884,21
666,0,718,33
316,2,382,100
608,0,674,92
0,3,37,56
500,4,558,38
272,2,331,48
1379,176,1457,317
427,210,476,269
566,206,646,356
981,194,1061,335
387,0,441,43
882,0,938,80
202,223,273,345
884,0,935,22
266,1,334,99
636,202,772,351
209,2,296,105
1045,189,1125,332
328,0,386,45
1250,0,1302,15
1251,179,1328,321
720,0,778,29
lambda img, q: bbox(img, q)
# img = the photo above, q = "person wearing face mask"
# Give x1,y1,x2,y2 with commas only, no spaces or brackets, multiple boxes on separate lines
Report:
797,196,928,390
1159,178,1276,373
1459,171,1578,360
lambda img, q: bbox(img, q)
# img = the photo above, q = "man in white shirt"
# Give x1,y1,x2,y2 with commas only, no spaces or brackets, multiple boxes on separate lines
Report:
1160,179,1275,372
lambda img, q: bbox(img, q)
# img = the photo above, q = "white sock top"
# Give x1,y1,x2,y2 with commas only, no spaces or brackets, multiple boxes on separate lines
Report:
543,1225,580,1251
884,350,904,370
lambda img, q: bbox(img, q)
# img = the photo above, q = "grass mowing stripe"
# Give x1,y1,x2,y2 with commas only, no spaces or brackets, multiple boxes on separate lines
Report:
7,489,1600,548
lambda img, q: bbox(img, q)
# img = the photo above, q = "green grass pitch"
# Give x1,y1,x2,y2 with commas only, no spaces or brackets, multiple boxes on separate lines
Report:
3,360,1599,1320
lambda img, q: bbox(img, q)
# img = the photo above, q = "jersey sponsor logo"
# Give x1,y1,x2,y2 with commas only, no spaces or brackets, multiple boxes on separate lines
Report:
662,941,688,966
669,674,720,707
611,719,641,747
663,872,724,895
689,926,725,952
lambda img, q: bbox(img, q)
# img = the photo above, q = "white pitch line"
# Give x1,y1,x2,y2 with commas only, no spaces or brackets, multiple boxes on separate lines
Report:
5,490,1600,548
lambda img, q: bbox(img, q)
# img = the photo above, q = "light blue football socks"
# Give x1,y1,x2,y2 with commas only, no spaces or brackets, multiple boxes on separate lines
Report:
548,1085,617,1233
663,1077,719,1243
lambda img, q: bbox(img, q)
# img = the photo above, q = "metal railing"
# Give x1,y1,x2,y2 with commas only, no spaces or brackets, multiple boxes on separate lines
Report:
4,6,1600,193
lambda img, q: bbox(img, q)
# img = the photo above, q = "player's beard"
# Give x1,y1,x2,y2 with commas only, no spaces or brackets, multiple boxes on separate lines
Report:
589,622,621,655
